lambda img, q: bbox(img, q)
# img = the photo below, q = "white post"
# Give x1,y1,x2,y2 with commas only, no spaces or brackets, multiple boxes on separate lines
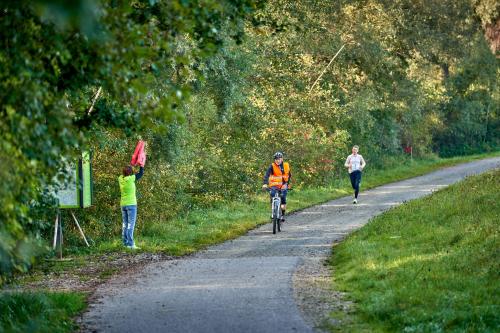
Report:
70,210,90,247
52,214,59,250
87,86,102,116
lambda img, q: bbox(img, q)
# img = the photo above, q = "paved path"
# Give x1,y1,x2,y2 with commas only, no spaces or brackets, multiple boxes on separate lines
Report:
81,157,499,332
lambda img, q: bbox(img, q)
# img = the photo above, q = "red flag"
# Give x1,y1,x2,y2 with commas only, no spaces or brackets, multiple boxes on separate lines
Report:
131,140,146,166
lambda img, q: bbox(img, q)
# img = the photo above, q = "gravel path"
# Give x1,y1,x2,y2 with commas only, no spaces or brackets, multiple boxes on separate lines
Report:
80,157,499,332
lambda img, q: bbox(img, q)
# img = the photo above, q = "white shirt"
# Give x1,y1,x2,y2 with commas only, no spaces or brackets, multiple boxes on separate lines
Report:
345,154,366,173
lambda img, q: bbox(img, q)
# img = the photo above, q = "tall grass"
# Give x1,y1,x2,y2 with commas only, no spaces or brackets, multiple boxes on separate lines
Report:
329,168,499,332
0,292,86,333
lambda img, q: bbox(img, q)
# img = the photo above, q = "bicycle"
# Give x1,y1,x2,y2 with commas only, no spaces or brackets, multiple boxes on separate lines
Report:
266,187,286,234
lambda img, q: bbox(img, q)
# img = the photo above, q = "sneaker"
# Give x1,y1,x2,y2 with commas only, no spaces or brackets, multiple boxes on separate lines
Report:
130,245,141,250
280,217,285,223
353,198,357,204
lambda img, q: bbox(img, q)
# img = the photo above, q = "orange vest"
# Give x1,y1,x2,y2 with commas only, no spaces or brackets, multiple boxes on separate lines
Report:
268,162,290,188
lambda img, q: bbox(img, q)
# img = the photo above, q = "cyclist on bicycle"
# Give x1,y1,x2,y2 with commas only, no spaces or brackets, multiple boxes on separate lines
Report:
262,152,292,223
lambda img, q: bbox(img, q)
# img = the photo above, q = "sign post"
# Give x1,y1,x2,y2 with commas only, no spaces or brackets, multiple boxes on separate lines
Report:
404,145,413,161
53,151,93,258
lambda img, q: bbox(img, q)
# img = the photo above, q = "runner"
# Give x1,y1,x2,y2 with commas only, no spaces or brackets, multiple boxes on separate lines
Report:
344,145,366,204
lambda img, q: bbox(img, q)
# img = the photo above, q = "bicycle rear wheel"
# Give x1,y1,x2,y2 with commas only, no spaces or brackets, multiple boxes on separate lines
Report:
272,217,277,234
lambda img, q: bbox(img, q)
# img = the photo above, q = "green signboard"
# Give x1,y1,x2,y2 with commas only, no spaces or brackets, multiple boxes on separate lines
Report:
56,151,93,209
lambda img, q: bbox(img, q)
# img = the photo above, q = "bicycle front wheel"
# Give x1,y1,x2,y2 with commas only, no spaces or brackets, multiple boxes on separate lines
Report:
273,217,277,234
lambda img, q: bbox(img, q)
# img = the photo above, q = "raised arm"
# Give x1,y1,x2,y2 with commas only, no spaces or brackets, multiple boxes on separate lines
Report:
135,166,144,181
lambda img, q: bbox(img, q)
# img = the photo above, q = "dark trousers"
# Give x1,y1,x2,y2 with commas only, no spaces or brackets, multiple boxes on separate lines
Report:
349,170,362,198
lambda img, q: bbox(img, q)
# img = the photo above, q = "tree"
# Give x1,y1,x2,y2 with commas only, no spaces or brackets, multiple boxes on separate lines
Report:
0,0,262,282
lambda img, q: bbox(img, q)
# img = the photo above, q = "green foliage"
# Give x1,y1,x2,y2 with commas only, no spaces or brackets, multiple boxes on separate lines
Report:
1,0,498,284
0,0,261,281
434,36,500,156
472,0,500,27
331,169,500,332
0,292,86,333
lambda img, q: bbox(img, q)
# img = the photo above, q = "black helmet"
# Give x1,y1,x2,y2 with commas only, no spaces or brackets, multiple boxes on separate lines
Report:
273,152,283,159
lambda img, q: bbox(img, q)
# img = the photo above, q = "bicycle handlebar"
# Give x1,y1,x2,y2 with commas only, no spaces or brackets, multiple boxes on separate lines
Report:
263,186,292,192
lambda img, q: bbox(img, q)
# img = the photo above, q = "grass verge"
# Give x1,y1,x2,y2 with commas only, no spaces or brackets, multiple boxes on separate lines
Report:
0,292,86,333
328,168,499,332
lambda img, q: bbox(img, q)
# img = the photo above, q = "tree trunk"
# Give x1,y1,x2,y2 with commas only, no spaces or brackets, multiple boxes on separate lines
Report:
441,63,449,80
485,17,500,56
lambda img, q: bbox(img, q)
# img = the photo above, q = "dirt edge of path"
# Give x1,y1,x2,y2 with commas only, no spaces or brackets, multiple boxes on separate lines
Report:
292,246,354,332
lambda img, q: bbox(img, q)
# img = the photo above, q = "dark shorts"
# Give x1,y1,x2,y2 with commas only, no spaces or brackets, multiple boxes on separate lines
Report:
269,188,288,205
